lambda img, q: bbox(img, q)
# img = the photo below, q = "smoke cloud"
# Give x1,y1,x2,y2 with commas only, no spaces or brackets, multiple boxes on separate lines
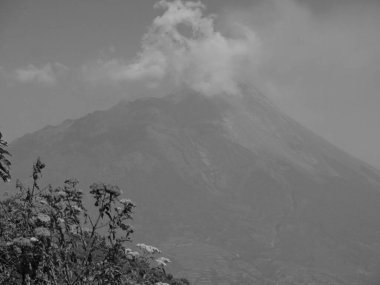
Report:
0,63,69,86
17,63,68,85
84,0,261,97
82,0,380,134
228,0,380,104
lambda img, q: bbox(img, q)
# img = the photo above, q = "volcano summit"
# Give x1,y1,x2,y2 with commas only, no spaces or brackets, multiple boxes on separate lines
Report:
7,90,380,285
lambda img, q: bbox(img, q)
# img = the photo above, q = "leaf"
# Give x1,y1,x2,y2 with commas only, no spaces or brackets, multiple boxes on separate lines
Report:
34,227,51,237
12,237,33,248
37,213,51,224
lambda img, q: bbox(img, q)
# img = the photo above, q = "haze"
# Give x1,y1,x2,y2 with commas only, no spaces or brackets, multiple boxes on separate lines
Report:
0,0,380,169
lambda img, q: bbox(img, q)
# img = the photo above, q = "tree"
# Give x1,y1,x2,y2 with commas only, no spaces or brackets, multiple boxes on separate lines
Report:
0,159,190,285
0,131,11,182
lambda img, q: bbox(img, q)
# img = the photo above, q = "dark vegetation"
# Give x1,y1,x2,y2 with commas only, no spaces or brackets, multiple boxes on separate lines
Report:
0,132,11,182
0,132,189,285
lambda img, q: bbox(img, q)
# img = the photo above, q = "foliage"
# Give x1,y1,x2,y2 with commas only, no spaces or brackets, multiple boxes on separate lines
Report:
0,131,11,182
0,159,189,285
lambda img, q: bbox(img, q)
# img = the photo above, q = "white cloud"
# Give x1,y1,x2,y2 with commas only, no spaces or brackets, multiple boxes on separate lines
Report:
227,0,380,105
82,53,167,84
13,62,68,85
83,0,261,96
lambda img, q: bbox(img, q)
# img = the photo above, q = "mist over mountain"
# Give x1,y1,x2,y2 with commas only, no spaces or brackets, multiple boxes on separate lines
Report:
5,89,380,285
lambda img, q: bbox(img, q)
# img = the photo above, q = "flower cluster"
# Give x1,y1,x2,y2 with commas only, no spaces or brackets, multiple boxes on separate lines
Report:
119,198,136,207
124,247,140,259
156,257,171,267
136,243,161,254
0,159,190,285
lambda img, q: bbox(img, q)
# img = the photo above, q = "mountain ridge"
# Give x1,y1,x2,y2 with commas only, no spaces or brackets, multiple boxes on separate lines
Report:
5,91,380,284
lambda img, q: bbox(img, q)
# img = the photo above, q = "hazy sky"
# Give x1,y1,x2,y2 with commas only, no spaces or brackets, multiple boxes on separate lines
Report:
1,0,380,169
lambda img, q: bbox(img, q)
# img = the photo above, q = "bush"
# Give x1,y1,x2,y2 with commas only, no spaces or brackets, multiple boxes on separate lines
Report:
0,158,189,285
0,131,11,182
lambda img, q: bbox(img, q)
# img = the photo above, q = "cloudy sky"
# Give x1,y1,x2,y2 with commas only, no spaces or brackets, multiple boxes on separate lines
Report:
1,0,380,168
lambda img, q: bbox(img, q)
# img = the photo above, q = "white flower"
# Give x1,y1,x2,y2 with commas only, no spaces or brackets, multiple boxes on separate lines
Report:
72,205,83,212
37,213,51,223
120,198,135,207
38,199,48,205
30,237,39,243
82,227,92,234
57,191,67,197
69,225,79,235
136,243,161,254
124,248,140,257
34,227,51,237
156,257,171,267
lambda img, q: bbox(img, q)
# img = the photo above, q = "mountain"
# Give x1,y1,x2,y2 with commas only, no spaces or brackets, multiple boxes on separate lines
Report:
5,89,380,284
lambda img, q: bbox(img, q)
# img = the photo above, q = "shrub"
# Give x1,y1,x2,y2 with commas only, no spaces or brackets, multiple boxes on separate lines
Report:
0,158,189,285
0,131,11,182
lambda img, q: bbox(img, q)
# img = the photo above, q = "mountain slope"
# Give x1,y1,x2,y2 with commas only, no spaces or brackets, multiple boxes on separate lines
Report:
6,90,380,284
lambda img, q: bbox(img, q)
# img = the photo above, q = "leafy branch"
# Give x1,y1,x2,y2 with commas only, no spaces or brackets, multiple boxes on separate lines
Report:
0,131,11,182
0,160,190,285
